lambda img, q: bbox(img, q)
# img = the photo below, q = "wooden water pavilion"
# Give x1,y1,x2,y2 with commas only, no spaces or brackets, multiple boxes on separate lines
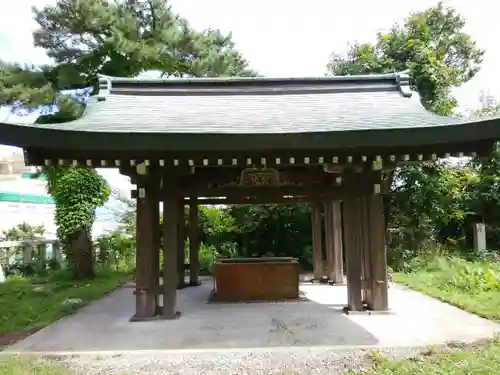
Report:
1,72,500,320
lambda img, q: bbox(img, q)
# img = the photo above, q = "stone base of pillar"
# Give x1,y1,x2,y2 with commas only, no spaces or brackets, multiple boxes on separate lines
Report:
307,275,330,284
342,307,394,316
327,279,346,286
177,280,202,289
130,310,182,322
158,310,182,320
129,314,158,322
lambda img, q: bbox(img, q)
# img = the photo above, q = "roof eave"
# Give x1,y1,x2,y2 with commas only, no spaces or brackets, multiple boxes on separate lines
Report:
1,117,500,155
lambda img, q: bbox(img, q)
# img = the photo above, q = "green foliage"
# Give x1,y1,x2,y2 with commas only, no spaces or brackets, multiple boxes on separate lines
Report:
226,204,313,266
44,166,110,278
32,0,256,78
394,254,500,321
198,243,217,275
1,222,45,242
0,61,55,105
94,231,136,271
327,1,483,115
0,268,131,334
0,0,257,282
325,2,499,271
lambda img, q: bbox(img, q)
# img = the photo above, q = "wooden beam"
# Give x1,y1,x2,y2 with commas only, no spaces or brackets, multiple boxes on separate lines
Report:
179,186,347,198
131,186,374,200
184,196,321,205
27,139,494,169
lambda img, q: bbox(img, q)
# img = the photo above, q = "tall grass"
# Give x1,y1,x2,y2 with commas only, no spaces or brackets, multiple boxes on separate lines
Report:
393,252,500,321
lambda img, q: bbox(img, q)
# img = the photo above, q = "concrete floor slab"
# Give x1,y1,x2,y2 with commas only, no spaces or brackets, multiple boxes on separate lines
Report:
5,278,500,353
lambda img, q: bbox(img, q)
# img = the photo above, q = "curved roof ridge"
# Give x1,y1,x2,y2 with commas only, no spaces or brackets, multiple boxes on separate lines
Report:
97,71,412,98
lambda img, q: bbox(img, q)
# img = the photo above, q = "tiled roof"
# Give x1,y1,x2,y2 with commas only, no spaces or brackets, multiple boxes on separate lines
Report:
1,72,500,153
4,72,458,134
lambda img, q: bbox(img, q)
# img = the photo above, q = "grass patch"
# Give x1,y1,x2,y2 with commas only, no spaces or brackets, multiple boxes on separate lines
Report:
352,255,500,374
392,255,500,321
0,356,74,375
0,268,132,334
351,338,500,374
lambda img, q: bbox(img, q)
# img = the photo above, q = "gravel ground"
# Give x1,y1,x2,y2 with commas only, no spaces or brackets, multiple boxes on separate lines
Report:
55,346,428,374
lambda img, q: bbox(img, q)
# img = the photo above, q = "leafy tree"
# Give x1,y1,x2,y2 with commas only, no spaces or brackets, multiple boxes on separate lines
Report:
1,0,258,279
1,222,45,242
474,101,500,117
112,193,137,236
326,2,485,257
1,222,46,265
32,0,256,78
0,62,110,279
327,1,483,115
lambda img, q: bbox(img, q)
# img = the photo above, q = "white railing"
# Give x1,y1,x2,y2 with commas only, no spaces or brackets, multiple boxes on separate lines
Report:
0,238,61,266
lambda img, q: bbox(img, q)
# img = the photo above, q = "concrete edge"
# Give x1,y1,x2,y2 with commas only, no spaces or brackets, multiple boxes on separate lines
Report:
0,344,436,357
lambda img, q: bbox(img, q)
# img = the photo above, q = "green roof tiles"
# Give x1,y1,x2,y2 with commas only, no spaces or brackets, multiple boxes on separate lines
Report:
1,72,500,152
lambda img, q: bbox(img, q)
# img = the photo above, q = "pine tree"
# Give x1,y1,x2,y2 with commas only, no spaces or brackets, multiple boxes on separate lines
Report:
32,0,256,78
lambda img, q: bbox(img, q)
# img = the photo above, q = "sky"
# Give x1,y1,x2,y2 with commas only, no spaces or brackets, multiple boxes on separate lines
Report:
0,0,499,183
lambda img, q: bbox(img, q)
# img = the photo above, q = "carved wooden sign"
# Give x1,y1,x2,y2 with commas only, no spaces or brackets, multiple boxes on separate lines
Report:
239,168,280,186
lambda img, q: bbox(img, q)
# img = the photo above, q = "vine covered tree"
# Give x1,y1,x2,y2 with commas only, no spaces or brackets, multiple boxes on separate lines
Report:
0,0,256,279
0,62,110,279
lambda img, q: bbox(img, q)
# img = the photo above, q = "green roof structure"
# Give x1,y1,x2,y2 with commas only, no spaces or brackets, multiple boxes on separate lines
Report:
1,72,499,158
3,72,497,320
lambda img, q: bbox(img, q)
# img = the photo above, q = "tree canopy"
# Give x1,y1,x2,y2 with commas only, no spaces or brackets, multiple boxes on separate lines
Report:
32,0,256,78
0,0,257,279
327,1,484,115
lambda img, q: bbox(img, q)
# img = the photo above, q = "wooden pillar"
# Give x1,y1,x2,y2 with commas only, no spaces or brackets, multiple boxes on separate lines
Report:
324,201,334,280
325,201,344,284
359,197,372,305
151,193,161,312
177,200,186,289
342,196,363,311
366,194,389,310
189,197,201,286
162,174,181,319
311,201,323,280
131,183,157,321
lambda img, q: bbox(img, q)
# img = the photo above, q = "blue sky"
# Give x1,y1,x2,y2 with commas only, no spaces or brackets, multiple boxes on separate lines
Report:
1,0,499,183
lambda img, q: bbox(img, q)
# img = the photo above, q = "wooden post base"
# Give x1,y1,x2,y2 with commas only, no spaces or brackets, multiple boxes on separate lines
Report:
130,309,182,322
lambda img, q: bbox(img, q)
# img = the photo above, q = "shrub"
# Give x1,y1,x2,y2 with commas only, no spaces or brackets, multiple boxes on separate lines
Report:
4,262,35,277
199,243,217,274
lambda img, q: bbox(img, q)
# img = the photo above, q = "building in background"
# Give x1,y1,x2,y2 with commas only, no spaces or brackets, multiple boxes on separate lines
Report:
0,154,125,238
479,88,495,109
